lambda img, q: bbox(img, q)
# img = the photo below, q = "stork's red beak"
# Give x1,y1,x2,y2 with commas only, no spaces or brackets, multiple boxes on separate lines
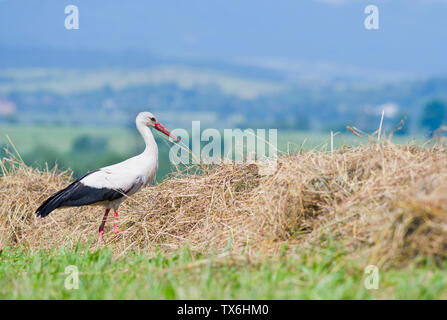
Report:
154,122,180,142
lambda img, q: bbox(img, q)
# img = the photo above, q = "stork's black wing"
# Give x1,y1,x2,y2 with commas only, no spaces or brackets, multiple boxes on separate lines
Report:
35,170,125,217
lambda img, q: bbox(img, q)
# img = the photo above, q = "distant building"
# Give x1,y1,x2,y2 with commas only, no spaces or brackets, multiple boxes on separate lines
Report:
376,102,399,118
0,99,16,116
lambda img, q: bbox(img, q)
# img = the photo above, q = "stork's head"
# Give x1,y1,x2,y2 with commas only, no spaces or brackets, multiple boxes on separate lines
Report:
136,112,180,142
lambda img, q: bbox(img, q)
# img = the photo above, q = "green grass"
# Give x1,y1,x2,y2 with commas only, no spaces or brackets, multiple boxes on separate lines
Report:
1,243,446,299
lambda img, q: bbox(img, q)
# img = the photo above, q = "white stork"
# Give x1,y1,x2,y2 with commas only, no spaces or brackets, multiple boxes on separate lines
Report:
35,112,179,243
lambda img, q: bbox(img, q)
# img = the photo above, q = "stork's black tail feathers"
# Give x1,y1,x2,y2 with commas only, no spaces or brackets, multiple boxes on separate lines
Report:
35,186,72,217
35,170,99,218
35,170,126,218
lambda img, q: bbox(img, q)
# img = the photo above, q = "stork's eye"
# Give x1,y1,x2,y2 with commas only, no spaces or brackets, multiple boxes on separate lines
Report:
150,117,156,122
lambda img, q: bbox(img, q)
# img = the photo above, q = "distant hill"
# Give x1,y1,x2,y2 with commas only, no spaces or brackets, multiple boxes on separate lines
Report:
1,62,446,133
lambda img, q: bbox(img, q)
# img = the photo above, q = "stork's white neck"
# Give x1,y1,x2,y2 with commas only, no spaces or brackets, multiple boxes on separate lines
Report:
137,122,158,155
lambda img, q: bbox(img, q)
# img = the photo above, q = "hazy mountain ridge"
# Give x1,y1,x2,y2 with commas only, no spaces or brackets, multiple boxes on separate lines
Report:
1,46,446,132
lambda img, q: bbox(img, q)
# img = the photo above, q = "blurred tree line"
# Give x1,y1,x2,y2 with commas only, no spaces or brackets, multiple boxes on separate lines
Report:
421,100,447,135
0,134,174,182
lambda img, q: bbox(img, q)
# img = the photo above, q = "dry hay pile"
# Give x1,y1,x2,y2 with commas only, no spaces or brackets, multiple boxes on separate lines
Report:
1,143,446,267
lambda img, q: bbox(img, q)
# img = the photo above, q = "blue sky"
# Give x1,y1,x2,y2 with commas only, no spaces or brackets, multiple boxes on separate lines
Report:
1,0,446,75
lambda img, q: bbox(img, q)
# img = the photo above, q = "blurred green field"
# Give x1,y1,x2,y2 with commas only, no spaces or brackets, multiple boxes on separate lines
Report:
0,125,152,179
0,124,138,155
0,124,426,154
277,130,426,153
0,124,427,180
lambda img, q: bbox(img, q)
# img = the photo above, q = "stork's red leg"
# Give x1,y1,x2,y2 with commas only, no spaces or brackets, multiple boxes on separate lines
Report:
98,208,110,244
113,209,126,234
